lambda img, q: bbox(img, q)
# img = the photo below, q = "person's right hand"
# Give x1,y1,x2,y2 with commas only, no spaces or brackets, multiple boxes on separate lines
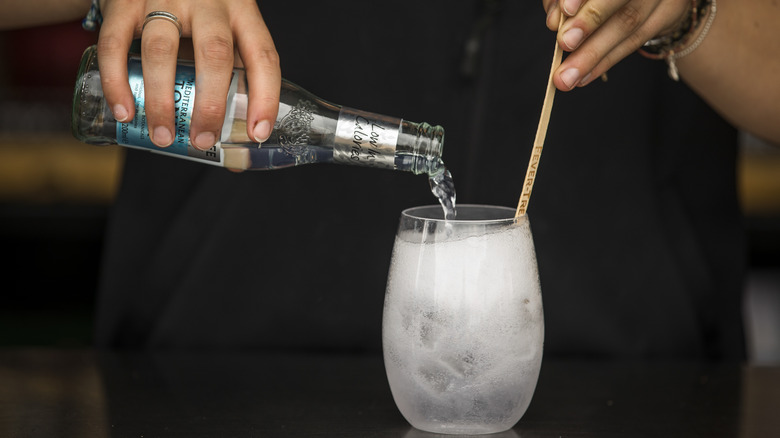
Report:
543,0,690,90
96,0,281,149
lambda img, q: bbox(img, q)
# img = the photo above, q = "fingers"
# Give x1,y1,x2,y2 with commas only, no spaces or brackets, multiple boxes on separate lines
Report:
187,0,279,148
96,0,279,150
544,0,562,30
558,0,631,52
97,0,145,124
548,0,692,91
234,8,281,143
141,11,183,147
549,0,654,91
189,4,235,150
555,0,650,90
561,0,584,16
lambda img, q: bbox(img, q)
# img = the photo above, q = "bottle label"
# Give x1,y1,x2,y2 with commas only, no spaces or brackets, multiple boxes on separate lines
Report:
118,58,223,165
334,107,399,169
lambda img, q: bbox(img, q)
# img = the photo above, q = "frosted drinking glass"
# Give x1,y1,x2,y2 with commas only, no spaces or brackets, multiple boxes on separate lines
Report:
382,205,544,435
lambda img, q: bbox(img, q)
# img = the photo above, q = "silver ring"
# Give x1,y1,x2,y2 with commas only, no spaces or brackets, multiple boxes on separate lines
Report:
142,11,182,37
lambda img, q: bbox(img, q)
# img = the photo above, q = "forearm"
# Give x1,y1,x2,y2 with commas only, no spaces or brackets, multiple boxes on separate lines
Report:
678,0,780,143
0,0,91,30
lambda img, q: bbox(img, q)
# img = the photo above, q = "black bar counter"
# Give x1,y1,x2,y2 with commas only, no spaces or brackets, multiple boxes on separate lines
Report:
1,348,778,437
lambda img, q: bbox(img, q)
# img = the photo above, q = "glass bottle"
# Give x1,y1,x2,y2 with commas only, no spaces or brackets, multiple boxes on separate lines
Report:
71,45,445,175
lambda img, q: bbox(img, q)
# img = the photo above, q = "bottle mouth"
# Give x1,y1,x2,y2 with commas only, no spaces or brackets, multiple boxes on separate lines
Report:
420,122,445,155
413,122,445,175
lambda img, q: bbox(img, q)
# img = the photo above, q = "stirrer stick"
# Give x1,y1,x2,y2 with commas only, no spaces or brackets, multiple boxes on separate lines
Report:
515,20,564,218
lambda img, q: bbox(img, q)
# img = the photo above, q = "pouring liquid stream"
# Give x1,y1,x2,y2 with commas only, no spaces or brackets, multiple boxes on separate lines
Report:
428,159,457,220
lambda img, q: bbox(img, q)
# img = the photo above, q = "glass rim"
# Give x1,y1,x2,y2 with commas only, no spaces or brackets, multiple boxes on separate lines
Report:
401,204,521,224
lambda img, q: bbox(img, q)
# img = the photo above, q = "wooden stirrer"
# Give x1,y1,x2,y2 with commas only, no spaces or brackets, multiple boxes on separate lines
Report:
515,17,565,218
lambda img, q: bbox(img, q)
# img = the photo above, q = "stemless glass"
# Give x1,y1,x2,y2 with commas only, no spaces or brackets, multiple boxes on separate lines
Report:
382,205,544,435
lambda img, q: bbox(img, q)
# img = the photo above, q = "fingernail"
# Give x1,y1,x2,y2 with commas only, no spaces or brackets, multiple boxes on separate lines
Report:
153,126,173,146
560,68,581,89
113,104,129,122
562,28,584,50
253,120,272,143
563,0,581,15
194,132,216,150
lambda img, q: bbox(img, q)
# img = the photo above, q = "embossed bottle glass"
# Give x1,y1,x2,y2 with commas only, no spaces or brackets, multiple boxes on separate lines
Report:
72,45,445,175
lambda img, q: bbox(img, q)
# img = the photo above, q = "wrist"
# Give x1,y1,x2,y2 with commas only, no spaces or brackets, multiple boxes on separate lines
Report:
638,0,716,80
640,0,709,59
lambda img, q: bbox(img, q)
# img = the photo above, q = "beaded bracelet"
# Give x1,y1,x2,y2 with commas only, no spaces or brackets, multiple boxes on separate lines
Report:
82,0,103,31
639,0,715,81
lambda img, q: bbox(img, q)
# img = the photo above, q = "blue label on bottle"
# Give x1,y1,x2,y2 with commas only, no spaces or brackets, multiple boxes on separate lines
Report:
118,58,221,164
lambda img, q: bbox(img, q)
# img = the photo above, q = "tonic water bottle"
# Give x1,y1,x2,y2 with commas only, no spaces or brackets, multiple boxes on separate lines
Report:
71,45,445,175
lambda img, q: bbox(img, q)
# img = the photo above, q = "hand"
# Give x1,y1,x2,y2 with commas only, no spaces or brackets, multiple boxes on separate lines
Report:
542,0,690,90
96,0,280,149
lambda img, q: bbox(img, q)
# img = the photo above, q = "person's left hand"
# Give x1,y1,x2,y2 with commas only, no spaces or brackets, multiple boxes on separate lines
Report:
542,0,691,90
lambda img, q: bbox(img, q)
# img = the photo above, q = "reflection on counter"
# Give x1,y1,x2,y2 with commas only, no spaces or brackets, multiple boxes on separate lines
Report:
2,350,780,437
0,350,110,437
